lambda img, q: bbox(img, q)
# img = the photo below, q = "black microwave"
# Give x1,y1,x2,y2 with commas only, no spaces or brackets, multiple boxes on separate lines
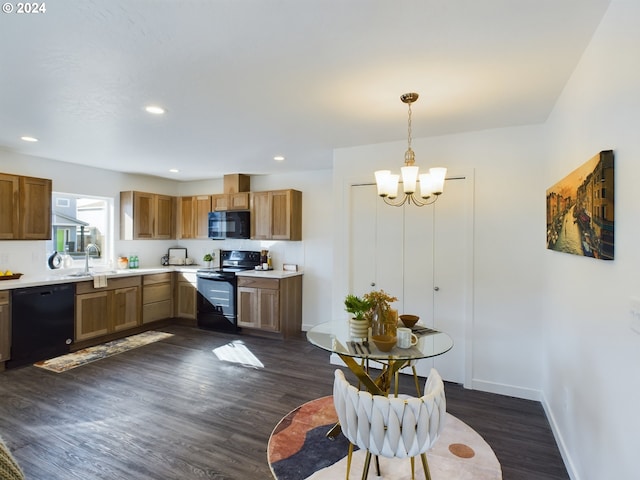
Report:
208,211,251,240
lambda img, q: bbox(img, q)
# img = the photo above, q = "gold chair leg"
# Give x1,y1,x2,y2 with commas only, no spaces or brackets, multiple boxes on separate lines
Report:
394,370,400,397
412,365,421,396
420,453,432,480
410,456,416,479
346,443,354,480
361,451,372,480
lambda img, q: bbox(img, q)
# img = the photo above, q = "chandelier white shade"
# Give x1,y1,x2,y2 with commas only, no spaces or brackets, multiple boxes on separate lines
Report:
375,93,447,207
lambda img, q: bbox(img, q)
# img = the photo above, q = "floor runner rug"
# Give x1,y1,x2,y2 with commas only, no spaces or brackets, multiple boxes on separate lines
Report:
34,331,174,373
268,396,502,480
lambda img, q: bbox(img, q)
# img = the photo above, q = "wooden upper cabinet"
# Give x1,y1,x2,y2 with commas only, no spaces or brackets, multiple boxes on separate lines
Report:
178,195,211,239
0,174,19,239
0,173,51,240
250,189,302,241
211,192,249,211
120,191,176,240
194,195,211,238
155,194,175,239
178,196,195,239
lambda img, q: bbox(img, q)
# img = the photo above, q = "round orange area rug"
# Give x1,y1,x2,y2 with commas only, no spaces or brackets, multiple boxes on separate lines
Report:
268,396,502,480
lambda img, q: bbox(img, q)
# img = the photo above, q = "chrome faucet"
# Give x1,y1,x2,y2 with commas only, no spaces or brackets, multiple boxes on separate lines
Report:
84,243,101,275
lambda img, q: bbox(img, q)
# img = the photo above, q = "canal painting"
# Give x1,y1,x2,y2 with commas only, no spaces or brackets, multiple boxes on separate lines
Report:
546,150,614,260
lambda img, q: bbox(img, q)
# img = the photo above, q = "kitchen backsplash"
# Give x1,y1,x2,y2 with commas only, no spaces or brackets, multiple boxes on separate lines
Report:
0,239,304,276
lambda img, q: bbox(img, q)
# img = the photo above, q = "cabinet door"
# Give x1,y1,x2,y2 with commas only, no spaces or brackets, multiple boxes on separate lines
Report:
258,288,280,331
228,193,249,210
0,300,10,361
19,176,52,240
155,195,174,239
76,291,110,341
112,286,140,332
134,192,155,239
178,196,195,239
211,194,229,211
194,195,211,239
0,174,19,240
176,280,197,319
237,286,258,328
271,190,292,240
250,192,271,239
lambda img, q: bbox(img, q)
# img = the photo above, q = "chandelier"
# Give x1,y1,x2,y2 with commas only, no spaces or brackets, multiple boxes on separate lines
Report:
374,93,447,207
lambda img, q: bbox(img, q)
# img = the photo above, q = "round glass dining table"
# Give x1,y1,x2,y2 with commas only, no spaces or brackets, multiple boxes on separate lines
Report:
307,320,453,395
307,320,453,439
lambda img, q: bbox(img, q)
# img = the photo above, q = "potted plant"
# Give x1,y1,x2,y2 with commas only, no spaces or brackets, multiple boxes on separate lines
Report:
344,294,372,340
203,253,214,268
344,294,372,320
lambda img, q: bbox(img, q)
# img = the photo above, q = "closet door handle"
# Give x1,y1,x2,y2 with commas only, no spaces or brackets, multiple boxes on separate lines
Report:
434,286,440,291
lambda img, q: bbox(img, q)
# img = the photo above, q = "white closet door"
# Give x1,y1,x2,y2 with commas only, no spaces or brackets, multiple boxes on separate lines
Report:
349,178,470,385
349,185,403,299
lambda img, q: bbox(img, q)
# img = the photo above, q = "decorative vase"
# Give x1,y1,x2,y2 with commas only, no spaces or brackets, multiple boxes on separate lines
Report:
349,318,369,340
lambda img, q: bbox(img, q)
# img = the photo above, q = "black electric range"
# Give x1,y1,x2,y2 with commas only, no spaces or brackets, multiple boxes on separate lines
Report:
196,250,261,332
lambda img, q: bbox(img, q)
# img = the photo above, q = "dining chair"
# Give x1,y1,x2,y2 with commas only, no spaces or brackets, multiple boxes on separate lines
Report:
333,368,446,480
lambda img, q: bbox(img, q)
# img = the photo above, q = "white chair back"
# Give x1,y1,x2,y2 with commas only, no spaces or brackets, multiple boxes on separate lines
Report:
333,367,446,458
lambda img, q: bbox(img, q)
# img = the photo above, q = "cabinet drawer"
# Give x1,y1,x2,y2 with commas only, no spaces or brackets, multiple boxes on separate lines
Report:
237,277,279,289
143,283,172,304
76,275,141,294
143,300,172,323
144,273,172,285
0,291,8,304
175,272,197,283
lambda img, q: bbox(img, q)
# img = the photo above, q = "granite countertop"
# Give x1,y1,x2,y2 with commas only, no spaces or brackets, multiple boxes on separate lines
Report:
0,265,302,290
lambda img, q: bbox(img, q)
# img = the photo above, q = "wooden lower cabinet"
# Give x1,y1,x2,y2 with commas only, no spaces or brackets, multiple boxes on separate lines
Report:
175,272,197,320
237,275,302,338
142,273,173,324
75,276,141,342
0,291,10,363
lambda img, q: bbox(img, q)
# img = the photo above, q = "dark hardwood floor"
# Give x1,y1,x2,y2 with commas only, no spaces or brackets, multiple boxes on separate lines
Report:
0,325,568,479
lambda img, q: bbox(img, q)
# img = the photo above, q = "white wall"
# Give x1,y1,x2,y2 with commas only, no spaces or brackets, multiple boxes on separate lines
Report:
0,150,332,329
542,1,640,478
333,124,547,399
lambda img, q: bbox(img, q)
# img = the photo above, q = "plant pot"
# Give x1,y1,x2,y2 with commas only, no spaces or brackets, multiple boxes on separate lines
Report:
349,318,369,340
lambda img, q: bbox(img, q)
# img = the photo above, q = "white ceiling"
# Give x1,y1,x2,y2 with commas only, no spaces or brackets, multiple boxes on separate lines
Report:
0,0,611,181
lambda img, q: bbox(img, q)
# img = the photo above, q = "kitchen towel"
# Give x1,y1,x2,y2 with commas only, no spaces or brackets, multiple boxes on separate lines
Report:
93,275,108,288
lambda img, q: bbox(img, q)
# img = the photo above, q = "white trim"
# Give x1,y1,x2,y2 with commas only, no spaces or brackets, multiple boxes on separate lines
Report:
541,392,579,480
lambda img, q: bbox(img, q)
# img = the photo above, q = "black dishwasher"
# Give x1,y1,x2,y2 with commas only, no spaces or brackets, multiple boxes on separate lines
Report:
6,283,75,369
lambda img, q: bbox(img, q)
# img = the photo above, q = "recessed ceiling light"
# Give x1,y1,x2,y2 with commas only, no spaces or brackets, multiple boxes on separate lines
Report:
274,155,285,161
169,168,179,173
145,105,166,115
20,136,38,142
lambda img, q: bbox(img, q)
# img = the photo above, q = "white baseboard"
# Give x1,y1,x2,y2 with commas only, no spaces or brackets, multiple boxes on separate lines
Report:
540,392,579,480
470,378,541,401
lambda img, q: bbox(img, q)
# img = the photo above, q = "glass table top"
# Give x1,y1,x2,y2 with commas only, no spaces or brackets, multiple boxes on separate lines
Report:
307,321,453,361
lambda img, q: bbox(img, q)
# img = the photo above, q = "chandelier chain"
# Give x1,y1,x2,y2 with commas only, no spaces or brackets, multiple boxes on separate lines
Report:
407,102,412,150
